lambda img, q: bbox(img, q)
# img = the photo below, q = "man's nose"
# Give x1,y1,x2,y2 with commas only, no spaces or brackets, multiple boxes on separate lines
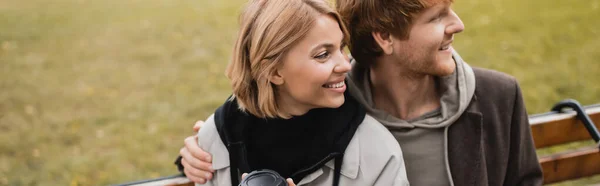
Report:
446,9,465,34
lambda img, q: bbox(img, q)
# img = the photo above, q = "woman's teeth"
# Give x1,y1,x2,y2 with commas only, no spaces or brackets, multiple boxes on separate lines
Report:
440,45,450,50
324,81,345,88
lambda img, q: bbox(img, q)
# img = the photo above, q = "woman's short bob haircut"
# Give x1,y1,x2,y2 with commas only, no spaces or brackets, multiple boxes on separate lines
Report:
226,0,350,118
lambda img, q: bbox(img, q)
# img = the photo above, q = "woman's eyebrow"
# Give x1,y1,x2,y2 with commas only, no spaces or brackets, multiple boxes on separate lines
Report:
311,43,336,53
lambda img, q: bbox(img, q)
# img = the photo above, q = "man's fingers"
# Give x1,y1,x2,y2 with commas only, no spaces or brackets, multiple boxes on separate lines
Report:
180,146,214,173
193,120,205,133
241,173,248,179
182,158,208,183
181,156,213,182
184,136,213,163
184,168,206,183
287,178,296,186
186,155,214,173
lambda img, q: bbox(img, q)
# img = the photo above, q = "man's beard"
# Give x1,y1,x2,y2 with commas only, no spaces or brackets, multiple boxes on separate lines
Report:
398,55,456,77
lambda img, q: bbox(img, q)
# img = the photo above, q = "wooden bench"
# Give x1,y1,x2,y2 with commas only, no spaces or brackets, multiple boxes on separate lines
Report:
118,100,600,186
531,100,600,184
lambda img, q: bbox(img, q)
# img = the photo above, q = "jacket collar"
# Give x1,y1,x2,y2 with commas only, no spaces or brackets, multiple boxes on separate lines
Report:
297,133,360,185
447,94,487,186
325,131,360,179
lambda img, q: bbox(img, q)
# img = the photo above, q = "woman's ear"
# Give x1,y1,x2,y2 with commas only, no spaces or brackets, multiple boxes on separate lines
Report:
372,32,394,55
269,69,284,85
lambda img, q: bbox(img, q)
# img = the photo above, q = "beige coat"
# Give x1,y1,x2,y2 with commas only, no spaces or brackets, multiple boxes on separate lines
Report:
196,114,409,186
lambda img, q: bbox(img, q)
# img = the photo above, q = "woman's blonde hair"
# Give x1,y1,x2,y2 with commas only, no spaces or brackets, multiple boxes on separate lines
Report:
226,0,349,118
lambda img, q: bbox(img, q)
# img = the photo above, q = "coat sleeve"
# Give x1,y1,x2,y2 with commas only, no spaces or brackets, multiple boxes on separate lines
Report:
504,81,543,186
195,115,232,186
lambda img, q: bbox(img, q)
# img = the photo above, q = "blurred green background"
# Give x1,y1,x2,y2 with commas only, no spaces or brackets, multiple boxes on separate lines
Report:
0,0,599,185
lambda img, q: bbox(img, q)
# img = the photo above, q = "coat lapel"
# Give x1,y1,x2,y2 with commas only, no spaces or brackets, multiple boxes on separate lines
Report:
448,95,487,186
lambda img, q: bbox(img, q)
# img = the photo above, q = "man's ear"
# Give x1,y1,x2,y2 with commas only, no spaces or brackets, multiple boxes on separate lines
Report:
269,69,284,85
372,32,394,55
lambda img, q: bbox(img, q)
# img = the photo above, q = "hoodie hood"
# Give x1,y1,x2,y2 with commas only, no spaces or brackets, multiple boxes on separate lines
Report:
347,51,475,129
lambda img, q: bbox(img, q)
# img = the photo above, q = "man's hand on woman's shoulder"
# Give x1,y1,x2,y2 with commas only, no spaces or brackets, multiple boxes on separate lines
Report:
179,120,215,184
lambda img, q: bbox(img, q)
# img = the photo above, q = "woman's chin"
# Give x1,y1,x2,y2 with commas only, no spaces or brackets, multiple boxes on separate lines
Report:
324,96,345,108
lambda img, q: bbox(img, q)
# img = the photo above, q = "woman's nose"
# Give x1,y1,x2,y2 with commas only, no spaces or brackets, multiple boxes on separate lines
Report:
334,50,351,73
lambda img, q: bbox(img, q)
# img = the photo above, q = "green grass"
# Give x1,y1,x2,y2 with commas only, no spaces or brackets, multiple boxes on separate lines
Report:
0,0,598,185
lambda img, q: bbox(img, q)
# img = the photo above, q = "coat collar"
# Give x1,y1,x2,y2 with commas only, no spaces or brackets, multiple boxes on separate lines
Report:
447,94,487,186
325,131,360,179
297,132,360,185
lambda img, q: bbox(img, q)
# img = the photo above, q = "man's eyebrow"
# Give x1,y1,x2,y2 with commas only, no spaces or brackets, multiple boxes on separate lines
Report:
437,3,452,12
427,3,447,13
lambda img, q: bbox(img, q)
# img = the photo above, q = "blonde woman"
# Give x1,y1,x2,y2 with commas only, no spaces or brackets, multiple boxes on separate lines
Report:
185,0,409,185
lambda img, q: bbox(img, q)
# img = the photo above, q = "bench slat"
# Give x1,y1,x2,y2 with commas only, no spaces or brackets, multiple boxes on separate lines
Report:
539,146,600,184
530,105,600,148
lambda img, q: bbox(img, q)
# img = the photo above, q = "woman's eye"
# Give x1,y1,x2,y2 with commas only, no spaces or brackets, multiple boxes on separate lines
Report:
315,51,330,59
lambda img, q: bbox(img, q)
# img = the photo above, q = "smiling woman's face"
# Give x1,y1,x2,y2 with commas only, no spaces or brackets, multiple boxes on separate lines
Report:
270,14,351,116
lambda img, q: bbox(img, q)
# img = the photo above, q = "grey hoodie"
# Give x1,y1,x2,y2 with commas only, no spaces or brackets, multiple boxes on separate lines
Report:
346,51,476,186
